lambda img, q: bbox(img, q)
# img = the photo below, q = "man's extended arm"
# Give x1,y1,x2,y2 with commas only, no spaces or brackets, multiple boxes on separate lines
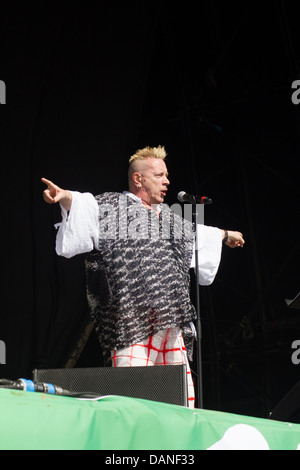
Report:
190,226,245,286
42,178,72,211
42,178,99,258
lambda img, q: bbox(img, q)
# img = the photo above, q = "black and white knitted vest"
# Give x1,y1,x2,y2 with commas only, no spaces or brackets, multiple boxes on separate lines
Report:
85,192,197,364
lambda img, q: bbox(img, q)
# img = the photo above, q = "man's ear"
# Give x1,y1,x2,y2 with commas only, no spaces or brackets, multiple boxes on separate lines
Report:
132,172,142,186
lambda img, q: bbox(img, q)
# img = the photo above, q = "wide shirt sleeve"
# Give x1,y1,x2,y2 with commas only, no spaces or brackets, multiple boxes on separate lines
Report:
55,191,99,258
190,224,223,286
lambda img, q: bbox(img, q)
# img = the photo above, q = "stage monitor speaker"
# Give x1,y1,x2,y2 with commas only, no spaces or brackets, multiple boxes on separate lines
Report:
33,365,187,406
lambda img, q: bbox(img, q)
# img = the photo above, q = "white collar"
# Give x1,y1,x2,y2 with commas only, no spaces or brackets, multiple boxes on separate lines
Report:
122,191,161,213
122,191,142,203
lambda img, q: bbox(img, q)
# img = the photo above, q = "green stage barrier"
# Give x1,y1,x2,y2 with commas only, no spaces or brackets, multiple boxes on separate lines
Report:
0,388,299,450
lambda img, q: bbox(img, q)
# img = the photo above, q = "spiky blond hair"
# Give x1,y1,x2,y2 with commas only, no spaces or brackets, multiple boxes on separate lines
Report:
128,145,167,165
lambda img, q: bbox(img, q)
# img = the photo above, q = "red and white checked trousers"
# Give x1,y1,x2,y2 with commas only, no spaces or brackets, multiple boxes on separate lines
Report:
110,327,195,408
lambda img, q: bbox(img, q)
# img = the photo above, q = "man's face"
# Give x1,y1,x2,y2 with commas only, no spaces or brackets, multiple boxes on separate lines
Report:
138,158,170,205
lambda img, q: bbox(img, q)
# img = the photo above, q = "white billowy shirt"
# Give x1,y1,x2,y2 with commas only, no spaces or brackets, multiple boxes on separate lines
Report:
55,191,223,286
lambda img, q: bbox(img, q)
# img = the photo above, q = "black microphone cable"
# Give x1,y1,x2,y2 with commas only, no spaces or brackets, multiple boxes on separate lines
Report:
0,378,104,399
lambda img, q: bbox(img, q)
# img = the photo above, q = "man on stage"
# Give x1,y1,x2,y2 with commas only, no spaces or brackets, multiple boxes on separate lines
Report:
42,145,245,407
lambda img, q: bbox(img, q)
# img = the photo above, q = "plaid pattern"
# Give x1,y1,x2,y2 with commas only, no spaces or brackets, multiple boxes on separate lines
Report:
110,327,195,408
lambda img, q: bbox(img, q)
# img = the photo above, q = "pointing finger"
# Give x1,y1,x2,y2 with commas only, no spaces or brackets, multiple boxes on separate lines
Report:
41,177,55,188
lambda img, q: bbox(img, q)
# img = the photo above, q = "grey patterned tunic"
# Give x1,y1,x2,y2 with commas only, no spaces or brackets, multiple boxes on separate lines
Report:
85,192,197,364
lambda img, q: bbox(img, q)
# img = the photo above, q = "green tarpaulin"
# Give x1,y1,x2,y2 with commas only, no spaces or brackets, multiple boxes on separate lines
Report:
0,389,299,450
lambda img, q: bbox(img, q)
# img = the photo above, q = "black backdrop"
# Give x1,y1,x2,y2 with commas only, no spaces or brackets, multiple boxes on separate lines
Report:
1,2,300,421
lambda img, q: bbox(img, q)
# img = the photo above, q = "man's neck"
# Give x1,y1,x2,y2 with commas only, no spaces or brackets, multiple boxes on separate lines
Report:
123,190,160,215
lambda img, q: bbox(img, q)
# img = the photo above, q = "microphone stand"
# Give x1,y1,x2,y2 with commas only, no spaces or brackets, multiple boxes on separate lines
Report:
192,199,203,409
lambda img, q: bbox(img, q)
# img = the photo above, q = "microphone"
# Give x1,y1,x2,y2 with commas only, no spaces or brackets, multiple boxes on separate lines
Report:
177,191,213,205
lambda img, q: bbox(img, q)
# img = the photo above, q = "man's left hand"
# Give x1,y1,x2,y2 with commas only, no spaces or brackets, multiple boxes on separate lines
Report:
223,230,245,248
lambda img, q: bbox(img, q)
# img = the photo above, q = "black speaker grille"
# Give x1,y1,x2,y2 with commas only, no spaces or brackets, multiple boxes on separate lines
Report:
33,365,187,406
